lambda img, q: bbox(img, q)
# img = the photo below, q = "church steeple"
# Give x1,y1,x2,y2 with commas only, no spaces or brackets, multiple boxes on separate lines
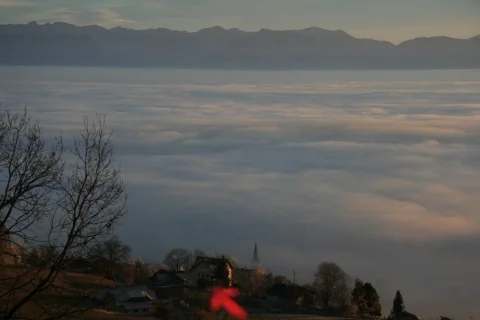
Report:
252,242,260,267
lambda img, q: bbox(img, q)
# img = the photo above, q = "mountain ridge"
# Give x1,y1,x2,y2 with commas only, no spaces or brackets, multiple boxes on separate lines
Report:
1,21,479,70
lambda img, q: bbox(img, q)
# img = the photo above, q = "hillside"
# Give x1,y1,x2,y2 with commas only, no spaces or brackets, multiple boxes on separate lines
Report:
0,22,479,70
0,268,328,320
0,267,118,319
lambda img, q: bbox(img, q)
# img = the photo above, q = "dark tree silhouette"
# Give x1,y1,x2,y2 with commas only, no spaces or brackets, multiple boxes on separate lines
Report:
313,262,348,311
363,282,382,318
132,258,149,283
391,290,406,317
87,236,131,278
163,248,192,271
273,275,290,284
301,285,316,307
192,249,207,261
351,278,367,316
0,109,127,320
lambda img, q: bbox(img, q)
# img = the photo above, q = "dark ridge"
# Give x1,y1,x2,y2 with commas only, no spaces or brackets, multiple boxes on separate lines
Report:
0,22,479,70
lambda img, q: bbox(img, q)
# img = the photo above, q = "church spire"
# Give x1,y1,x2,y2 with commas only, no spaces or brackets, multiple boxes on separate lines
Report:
252,242,260,267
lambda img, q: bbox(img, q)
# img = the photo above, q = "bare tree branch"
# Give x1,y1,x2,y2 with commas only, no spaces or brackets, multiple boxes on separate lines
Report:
163,248,192,271
0,108,127,320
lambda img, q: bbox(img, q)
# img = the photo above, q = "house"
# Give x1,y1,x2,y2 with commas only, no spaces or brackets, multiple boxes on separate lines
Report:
97,285,157,314
187,256,233,288
233,267,255,288
148,270,188,300
233,266,271,294
149,270,187,287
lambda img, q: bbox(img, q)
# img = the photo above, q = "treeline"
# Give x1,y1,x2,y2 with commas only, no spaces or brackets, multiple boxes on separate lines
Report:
267,263,411,319
158,247,412,319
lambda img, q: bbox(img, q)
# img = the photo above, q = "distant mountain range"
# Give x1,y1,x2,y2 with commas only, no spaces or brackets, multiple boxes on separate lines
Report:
1,21,479,70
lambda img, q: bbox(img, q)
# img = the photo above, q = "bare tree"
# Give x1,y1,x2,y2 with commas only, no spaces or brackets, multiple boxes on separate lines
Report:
0,108,127,320
192,249,207,260
189,249,208,270
163,248,192,271
87,236,131,279
313,262,349,312
132,258,150,284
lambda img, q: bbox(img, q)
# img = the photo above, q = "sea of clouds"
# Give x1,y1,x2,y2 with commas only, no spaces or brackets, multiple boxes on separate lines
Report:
1,66,480,318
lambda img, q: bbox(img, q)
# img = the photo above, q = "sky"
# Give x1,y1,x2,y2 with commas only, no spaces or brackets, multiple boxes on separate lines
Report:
0,0,479,43
1,66,480,318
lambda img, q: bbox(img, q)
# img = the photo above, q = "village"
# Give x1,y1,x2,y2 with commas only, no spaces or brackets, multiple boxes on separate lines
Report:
1,232,425,320
1,236,322,319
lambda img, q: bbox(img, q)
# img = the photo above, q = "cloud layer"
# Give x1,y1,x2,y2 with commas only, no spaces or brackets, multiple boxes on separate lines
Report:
1,66,480,317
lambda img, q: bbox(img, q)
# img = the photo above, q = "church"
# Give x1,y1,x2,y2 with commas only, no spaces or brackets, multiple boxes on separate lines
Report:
181,242,269,291
232,242,267,291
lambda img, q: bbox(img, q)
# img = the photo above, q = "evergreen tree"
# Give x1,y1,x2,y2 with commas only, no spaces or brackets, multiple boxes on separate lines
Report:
363,282,382,318
351,278,367,316
391,290,406,317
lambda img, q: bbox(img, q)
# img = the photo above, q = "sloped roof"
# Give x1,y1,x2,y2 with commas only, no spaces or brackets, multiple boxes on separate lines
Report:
174,271,187,281
156,270,187,279
189,256,233,272
152,270,187,285
97,285,156,303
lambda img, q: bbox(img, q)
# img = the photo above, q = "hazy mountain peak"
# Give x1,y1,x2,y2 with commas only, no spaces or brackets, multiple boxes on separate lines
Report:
111,26,128,31
302,26,325,31
197,25,226,33
0,21,479,70
398,35,468,47
294,26,352,38
49,22,72,26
